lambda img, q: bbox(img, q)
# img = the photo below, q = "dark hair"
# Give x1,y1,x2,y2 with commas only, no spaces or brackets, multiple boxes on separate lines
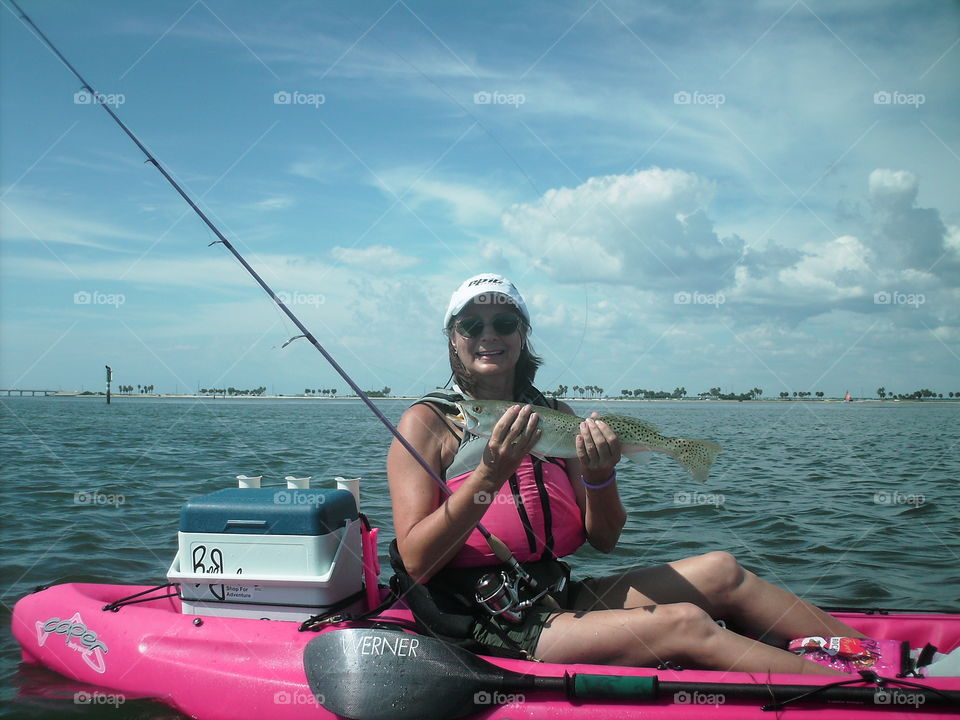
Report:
446,314,542,399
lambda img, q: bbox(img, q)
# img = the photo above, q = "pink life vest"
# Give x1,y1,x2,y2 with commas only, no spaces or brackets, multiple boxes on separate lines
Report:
445,455,586,567
414,391,586,568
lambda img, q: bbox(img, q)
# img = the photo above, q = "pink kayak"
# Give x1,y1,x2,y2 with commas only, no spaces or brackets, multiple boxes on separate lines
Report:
11,582,960,719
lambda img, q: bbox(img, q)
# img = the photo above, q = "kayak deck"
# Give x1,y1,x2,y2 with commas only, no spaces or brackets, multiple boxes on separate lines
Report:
11,583,960,719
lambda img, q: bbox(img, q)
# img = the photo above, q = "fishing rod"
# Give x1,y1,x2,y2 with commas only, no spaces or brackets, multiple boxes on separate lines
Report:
10,1,543,594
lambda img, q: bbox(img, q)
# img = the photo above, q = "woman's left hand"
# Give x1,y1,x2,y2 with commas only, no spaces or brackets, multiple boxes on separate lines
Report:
576,413,621,484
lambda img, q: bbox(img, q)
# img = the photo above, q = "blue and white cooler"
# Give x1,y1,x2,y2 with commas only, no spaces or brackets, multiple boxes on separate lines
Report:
167,486,363,621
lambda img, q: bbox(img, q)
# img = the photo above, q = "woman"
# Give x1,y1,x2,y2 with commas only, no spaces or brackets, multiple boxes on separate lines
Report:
387,273,864,673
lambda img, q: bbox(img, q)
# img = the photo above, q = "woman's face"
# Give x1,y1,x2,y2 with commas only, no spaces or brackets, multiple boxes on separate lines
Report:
450,300,525,381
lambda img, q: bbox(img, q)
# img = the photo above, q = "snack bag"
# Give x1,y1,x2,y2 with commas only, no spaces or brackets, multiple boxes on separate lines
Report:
788,636,907,675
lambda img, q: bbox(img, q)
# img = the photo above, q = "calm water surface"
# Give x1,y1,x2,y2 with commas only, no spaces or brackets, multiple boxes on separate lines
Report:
1,397,958,718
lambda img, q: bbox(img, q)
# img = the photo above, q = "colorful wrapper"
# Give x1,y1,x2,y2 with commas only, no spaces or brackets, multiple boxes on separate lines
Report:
788,636,905,674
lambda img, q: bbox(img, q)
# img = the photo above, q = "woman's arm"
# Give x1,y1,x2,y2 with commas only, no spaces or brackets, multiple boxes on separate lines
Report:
557,401,626,553
387,402,541,583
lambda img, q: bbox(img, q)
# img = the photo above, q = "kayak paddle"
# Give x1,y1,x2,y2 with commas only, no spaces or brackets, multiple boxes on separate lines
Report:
303,628,959,720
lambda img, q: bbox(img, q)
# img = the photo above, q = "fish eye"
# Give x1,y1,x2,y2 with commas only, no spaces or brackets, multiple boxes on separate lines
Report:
473,405,482,413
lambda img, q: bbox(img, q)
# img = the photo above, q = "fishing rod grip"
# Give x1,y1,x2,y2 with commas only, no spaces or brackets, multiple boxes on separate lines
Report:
487,534,539,588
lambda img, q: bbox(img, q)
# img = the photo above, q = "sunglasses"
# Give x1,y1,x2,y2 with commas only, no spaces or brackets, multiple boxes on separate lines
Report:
453,313,522,339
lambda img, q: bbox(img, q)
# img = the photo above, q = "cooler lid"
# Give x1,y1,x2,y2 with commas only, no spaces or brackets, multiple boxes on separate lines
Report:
179,488,358,535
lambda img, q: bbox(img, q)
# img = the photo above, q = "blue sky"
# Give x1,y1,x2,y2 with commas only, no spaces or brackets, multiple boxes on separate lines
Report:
1,0,958,397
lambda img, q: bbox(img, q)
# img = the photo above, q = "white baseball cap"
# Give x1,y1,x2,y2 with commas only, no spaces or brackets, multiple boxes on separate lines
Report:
443,273,530,331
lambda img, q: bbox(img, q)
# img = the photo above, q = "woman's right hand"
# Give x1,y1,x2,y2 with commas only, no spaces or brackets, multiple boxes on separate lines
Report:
478,404,542,484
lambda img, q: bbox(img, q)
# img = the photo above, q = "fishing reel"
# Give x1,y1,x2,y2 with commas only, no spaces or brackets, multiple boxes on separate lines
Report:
474,569,566,624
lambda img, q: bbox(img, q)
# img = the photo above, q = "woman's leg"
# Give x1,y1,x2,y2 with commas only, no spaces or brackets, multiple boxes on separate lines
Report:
534,603,847,675
573,551,866,642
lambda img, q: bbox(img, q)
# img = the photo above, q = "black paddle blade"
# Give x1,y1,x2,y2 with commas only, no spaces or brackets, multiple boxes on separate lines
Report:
303,628,526,720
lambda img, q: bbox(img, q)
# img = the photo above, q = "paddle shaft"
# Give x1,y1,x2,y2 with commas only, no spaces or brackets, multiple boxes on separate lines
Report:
496,672,959,707
657,679,957,707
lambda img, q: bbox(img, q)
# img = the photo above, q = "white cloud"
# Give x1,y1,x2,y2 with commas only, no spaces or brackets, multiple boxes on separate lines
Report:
869,169,918,201
253,196,295,211
0,197,151,251
331,244,421,272
370,168,507,225
772,235,873,300
3,252,342,294
499,168,742,288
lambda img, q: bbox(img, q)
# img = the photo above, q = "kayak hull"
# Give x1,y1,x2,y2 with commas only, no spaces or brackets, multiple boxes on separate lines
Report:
11,583,960,719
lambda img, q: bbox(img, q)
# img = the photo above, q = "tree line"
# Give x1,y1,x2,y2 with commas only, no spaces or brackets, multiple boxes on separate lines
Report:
199,387,267,396
304,388,338,396
117,384,154,394
876,387,956,400
538,386,956,401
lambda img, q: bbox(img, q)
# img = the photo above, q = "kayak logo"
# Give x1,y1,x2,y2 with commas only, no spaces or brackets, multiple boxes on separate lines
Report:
473,690,525,705
342,633,420,658
874,689,925,707
674,690,725,706
36,613,108,674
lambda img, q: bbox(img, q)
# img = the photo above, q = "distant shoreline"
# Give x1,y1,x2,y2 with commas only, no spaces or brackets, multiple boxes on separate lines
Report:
13,393,956,404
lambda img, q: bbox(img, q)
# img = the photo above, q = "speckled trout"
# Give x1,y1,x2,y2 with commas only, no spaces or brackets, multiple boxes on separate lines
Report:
456,399,721,482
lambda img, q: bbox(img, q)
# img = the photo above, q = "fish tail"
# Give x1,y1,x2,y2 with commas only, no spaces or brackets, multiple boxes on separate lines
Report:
666,438,722,482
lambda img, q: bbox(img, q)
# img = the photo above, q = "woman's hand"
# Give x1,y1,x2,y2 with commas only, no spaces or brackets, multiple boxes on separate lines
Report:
576,413,621,485
479,404,541,483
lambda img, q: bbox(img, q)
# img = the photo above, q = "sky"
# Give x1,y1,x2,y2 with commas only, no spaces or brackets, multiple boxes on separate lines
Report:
1,0,958,398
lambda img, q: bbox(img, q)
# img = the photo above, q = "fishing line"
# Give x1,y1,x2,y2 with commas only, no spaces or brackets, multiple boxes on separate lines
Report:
12,0,540,583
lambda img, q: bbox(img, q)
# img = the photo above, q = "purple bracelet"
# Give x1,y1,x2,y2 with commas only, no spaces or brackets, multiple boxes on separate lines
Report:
581,469,616,489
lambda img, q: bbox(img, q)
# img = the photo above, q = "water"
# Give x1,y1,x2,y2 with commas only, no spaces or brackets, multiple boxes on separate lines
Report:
1,397,958,718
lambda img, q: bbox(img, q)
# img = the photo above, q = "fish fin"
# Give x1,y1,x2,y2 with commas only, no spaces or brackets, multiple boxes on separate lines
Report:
529,449,548,461
670,439,722,483
624,450,653,466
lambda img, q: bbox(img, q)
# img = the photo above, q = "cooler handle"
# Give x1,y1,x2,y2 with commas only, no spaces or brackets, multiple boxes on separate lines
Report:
225,519,269,531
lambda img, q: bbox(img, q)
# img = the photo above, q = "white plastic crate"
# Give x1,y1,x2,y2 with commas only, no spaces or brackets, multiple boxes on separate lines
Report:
167,518,363,621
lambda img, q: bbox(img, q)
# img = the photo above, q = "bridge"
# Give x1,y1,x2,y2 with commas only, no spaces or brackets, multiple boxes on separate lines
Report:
0,389,63,396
